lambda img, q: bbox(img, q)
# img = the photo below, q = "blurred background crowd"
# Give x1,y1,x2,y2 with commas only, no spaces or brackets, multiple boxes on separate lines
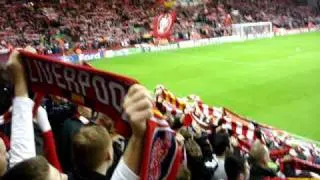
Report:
0,1,320,179
0,0,319,54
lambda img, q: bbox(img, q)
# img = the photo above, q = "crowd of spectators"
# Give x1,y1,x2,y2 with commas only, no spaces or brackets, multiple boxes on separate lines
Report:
0,0,319,54
0,1,320,179
0,47,154,180
0,47,319,179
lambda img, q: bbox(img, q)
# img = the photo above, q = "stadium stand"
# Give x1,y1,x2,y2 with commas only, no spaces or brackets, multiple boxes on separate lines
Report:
0,0,320,180
0,0,319,54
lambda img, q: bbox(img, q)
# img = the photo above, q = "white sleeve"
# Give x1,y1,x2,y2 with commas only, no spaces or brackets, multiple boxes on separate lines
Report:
111,158,139,180
0,115,4,125
9,97,36,168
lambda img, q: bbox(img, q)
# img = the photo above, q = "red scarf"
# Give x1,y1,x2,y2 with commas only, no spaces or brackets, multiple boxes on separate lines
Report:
19,51,182,180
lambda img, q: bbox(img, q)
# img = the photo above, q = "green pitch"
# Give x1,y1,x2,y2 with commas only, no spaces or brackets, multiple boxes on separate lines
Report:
91,32,320,141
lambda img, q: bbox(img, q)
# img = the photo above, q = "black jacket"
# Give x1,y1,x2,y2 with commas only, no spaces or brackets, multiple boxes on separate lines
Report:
68,170,106,180
58,118,85,173
250,162,277,180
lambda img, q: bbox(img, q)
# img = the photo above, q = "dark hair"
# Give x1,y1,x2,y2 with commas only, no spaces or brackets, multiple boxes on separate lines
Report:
225,155,245,180
213,132,230,156
195,136,212,160
0,67,13,115
2,156,49,180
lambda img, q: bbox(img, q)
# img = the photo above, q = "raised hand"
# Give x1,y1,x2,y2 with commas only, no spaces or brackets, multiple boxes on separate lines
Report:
123,84,153,138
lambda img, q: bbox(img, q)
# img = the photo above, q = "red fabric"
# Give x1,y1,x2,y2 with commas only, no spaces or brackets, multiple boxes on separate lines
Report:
183,114,192,126
236,137,251,153
20,51,182,179
3,111,11,123
0,132,10,151
270,147,291,159
153,12,176,38
42,131,63,172
20,50,137,138
292,157,320,174
280,157,320,175
32,93,44,118
0,128,62,172
140,115,182,180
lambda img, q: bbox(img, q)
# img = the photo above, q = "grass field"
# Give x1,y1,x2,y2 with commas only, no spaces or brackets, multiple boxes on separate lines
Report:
91,32,320,141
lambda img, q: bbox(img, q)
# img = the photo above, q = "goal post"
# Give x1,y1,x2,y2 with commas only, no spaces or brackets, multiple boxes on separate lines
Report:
232,22,273,39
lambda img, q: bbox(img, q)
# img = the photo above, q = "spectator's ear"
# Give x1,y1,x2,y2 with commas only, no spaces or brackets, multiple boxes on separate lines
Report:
105,143,113,163
105,151,111,161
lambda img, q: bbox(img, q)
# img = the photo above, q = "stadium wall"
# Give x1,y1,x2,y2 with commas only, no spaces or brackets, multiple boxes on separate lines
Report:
64,27,318,64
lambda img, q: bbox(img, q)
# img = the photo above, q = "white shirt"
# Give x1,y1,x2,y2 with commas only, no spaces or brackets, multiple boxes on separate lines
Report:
212,155,227,180
111,158,139,180
9,97,36,168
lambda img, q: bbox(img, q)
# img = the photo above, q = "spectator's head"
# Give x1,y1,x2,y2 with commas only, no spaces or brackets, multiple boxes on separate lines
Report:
225,155,250,180
213,132,232,156
0,138,7,176
185,138,202,158
72,125,113,174
179,127,192,140
195,136,213,159
250,140,270,167
2,156,67,180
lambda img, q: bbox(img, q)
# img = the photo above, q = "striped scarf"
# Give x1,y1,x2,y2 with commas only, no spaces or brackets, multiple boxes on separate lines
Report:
155,86,320,175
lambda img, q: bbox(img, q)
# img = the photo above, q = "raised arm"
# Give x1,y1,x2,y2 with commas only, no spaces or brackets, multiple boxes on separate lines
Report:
7,48,36,167
111,84,152,179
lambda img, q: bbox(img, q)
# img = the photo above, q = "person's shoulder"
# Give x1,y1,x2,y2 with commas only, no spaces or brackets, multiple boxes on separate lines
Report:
250,163,276,177
111,158,139,180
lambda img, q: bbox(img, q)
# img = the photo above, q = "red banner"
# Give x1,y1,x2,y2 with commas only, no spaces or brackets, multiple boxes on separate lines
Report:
153,12,176,39
19,51,182,180
21,51,136,136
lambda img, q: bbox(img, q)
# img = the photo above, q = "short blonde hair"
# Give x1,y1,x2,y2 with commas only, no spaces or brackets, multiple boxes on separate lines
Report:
72,125,112,170
250,140,269,164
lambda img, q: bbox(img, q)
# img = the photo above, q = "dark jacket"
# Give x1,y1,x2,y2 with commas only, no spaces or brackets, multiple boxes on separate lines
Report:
250,162,277,180
68,170,106,180
58,118,85,173
187,153,214,180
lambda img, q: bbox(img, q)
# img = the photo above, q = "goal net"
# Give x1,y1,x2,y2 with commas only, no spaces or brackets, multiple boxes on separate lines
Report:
232,22,273,39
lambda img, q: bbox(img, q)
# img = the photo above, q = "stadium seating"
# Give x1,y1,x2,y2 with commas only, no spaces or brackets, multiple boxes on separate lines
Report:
0,1,320,178
0,0,319,54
